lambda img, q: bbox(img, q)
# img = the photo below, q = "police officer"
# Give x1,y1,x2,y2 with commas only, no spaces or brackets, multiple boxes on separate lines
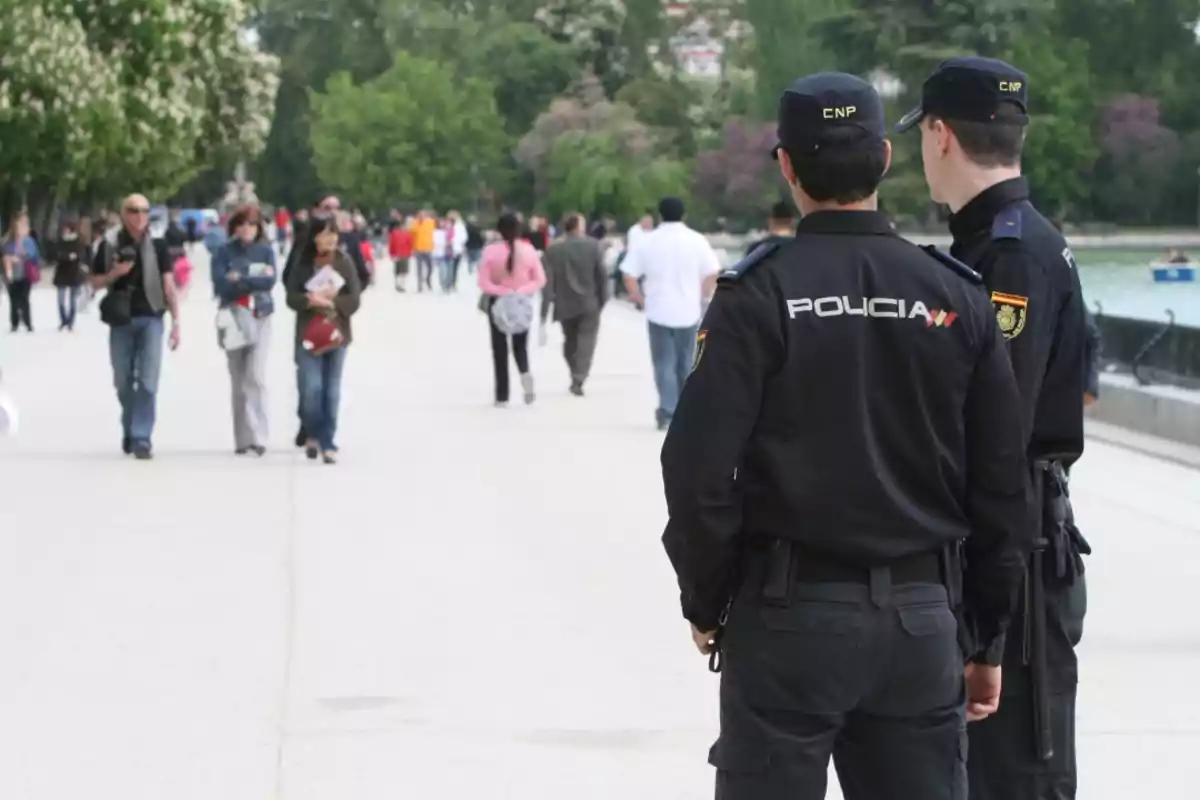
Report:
661,72,1033,800
896,57,1091,800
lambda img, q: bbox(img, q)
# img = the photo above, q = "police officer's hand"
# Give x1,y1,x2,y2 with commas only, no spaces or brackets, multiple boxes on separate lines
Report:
964,663,1003,721
1084,392,1097,407
691,624,718,655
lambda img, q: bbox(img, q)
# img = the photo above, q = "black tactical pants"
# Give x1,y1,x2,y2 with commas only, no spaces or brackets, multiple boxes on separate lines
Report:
712,568,966,800
968,573,1087,800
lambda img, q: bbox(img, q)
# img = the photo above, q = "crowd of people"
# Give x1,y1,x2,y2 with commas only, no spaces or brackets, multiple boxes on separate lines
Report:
0,190,726,454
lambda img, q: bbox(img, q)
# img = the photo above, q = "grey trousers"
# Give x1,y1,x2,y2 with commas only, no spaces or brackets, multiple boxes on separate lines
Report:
226,315,271,449
561,311,601,383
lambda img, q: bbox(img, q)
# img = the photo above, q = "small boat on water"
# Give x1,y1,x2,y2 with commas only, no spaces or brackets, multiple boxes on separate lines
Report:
1150,249,1197,282
1149,264,1197,283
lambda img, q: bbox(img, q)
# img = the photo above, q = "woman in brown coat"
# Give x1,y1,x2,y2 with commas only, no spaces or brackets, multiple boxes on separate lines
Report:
284,215,362,463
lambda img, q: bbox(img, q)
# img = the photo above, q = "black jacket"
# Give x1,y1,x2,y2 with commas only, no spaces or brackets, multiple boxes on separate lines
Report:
948,178,1088,463
661,210,1031,663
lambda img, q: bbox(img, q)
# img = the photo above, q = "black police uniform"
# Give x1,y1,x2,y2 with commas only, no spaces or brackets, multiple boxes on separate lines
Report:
661,72,1032,800
898,58,1092,800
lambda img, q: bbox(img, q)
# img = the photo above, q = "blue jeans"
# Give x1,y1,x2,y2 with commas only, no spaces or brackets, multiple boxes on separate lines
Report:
297,344,347,451
648,321,698,425
57,286,77,328
109,315,165,448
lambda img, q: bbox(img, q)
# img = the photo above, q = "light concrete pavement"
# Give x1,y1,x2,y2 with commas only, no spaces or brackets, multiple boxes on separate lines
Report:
0,256,1197,799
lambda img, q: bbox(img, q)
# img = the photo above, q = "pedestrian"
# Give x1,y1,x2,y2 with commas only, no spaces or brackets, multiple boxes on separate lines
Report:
619,197,720,430
897,57,1092,800
478,212,546,407
447,210,468,290
3,212,40,333
388,218,414,291
283,195,366,449
661,71,1033,800
211,204,277,456
285,215,362,464
743,200,796,256
52,220,88,331
465,214,485,274
433,218,450,291
412,210,436,292
90,193,183,460
539,213,608,396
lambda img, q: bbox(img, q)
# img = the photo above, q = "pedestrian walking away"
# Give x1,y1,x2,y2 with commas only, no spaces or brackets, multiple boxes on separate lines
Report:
540,213,608,396
897,57,1093,800
388,219,414,291
212,205,278,456
620,197,720,429
91,193,183,460
661,72,1033,800
478,213,546,407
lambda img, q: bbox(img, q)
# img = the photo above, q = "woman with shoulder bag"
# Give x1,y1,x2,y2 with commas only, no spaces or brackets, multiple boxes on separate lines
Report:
478,212,546,407
285,215,362,464
212,205,278,456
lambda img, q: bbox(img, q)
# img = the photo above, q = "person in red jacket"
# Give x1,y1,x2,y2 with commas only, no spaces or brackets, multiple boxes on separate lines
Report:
388,219,415,292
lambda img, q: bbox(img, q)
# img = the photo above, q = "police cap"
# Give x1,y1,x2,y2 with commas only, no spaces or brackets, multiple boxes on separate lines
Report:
772,72,886,159
895,57,1029,133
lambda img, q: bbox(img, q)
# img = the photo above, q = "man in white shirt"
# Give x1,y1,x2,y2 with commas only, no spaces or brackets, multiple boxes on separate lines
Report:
621,197,721,430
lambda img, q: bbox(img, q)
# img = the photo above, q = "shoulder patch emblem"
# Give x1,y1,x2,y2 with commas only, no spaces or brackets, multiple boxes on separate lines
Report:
692,329,707,372
991,291,1028,339
991,207,1023,240
719,241,780,283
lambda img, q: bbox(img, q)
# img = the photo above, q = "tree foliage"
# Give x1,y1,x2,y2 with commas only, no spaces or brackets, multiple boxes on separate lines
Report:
517,74,686,219
308,53,509,212
0,0,278,209
692,119,783,225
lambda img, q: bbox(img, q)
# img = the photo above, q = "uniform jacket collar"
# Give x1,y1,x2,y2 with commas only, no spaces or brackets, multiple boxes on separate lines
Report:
949,177,1029,242
796,210,894,236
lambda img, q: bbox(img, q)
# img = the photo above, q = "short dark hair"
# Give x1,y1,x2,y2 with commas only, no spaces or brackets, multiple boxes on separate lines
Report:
658,197,685,222
769,201,794,222
785,129,886,204
563,213,584,234
936,102,1025,168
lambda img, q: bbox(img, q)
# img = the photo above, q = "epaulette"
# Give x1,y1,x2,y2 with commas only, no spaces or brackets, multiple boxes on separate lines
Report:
718,240,781,284
920,244,983,284
991,206,1023,240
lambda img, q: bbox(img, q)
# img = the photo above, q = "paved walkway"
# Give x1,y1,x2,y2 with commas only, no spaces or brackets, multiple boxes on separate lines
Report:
0,254,1197,799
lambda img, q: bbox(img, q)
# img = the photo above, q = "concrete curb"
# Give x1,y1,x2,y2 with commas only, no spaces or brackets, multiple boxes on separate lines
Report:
1087,373,1200,448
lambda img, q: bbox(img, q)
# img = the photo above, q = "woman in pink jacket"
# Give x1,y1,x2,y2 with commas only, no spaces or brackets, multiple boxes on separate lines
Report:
478,212,546,406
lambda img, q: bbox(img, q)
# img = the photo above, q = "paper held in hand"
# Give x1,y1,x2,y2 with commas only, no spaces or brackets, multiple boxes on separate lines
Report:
248,261,274,278
305,265,345,294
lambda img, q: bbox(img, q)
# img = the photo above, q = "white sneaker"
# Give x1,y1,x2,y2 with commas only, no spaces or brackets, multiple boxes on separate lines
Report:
520,373,535,405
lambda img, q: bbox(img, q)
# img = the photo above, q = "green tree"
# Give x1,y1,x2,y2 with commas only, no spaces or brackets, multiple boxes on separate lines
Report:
1004,36,1098,219
0,0,277,220
744,0,855,117
542,130,687,221
254,0,391,208
616,76,703,157
308,53,510,211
